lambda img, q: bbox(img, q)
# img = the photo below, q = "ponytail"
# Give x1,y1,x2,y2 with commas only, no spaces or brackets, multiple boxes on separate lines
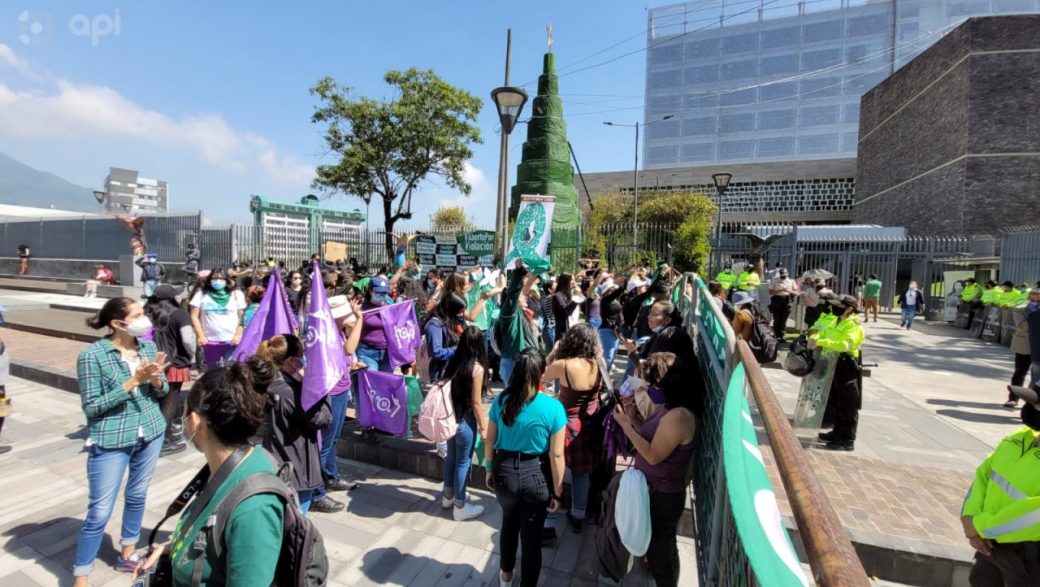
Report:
500,349,545,427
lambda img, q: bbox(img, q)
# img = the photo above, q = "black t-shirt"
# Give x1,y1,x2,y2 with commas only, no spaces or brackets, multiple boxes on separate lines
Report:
552,291,577,341
155,308,194,368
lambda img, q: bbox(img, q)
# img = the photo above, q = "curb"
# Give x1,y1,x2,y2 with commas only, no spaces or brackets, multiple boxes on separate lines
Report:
10,360,79,394
2,322,99,343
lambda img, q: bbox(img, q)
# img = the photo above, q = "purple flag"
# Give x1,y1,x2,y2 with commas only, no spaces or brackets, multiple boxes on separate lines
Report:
231,266,298,361
376,300,421,369
301,261,347,411
355,369,409,437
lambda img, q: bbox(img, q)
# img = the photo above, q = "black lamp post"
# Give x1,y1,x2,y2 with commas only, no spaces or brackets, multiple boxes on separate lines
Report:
603,114,674,250
712,172,732,274
490,32,529,255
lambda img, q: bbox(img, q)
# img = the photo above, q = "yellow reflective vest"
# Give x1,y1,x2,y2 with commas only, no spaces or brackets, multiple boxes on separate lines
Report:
997,289,1020,307
736,271,761,292
716,270,737,290
810,313,838,332
963,427,1040,543
811,316,864,356
961,283,982,303
981,287,999,305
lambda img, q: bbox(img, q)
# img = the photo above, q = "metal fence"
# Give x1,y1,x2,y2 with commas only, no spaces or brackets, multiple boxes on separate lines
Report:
0,212,201,262
1000,227,1040,286
680,272,870,586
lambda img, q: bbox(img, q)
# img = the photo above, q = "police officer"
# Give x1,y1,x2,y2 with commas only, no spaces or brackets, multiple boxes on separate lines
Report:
962,383,1040,585
813,295,864,452
715,266,737,295
736,264,761,293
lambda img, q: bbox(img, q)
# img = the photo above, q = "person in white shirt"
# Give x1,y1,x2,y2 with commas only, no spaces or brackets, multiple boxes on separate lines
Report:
898,281,925,330
768,268,799,339
189,268,246,369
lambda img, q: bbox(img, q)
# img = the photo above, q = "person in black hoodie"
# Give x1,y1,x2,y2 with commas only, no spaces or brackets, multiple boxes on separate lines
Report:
144,285,197,456
255,334,332,514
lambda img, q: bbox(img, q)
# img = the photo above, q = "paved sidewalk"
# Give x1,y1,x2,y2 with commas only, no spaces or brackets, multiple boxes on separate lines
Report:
0,377,696,587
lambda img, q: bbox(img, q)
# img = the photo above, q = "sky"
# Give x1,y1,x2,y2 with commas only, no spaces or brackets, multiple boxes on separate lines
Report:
0,0,666,229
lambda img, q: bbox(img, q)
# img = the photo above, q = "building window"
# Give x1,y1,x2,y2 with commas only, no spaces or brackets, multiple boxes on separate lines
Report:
802,48,843,71
681,143,715,162
649,69,682,90
760,81,798,101
801,104,839,126
720,113,756,133
801,77,842,99
651,42,683,65
721,31,759,54
647,119,681,139
798,134,840,155
685,36,720,59
682,116,717,136
719,88,757,106
761,26,800,48
843,103,860,123
646,146,678,165
720,140,756,159
757,109,796,130
648,95,681,115
803,20,844,43
722,60,757,80
995,0,1035,11
760,54,799,76
685,64,718,84
847,13,891,37
757,137,795,157
843,131,859,152
684,94,718,110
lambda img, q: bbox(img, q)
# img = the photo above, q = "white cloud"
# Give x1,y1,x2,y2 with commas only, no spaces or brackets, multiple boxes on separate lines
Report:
0,43,37,79
432,162,494,211
0,43,313,187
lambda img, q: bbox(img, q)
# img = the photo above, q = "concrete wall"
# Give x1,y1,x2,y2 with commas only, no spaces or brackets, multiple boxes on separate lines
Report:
855,16,1040,234
0,257,188,284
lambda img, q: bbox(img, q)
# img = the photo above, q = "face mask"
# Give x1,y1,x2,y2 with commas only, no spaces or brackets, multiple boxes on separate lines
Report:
1028,302,1040,312
372,293,387,304
184,413,202,452
1022,403,1040,431
122,316,152,337
210,280,227,291
651,324,664,334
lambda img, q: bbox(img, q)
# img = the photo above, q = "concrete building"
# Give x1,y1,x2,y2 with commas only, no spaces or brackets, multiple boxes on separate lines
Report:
95,167,168,213
248,194,365,264
854,15,1040,234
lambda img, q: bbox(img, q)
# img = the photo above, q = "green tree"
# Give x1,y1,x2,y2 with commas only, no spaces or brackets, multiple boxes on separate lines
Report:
431,205,475,232
310,69,483,258
584,190,715,272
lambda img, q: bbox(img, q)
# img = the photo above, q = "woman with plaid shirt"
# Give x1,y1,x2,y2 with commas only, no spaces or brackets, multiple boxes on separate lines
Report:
74,297,169,587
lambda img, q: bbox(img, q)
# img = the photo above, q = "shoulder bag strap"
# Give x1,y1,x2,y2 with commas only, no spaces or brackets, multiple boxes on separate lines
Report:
209,472,291,561
163,447,249,549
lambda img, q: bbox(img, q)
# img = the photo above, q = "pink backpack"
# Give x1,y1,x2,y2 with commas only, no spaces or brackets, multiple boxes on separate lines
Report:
417,380,457,443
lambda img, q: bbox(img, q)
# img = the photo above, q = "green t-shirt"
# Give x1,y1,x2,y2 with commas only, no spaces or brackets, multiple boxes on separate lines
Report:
170,447,284,587
863,279,882,298
489,392,567,455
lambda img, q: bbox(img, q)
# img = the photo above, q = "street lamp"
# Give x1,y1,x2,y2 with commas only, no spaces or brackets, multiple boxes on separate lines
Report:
603,114,674,252
490,30,529,256
712,172,732,274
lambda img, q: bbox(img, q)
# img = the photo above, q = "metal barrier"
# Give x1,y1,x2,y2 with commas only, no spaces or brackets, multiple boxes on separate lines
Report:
679,272,869,586
1000,229,1040,285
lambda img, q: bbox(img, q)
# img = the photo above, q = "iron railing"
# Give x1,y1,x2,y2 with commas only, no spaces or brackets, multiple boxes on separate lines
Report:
680,272,870,586
1000,230,1040,286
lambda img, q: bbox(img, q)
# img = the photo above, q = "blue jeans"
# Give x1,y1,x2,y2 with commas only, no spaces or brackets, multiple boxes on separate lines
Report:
599,328,620,370
313,390,350,501
356,343,392,373
570,472,590,519
143,279,158,297
443,414,477,506
74,435,163,576
500,356,516,386
542,323,556,351
298,490,313,514
902,306,918,328
588,317,602,330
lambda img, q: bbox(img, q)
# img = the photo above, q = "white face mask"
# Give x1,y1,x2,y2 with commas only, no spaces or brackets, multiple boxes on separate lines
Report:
184,413,202,453
122,316,152,337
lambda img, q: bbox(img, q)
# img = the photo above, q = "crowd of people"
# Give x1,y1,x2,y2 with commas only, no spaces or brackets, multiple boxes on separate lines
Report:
71,252,704,586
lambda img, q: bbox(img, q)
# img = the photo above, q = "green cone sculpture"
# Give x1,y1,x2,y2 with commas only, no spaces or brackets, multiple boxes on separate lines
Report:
509,52,581,230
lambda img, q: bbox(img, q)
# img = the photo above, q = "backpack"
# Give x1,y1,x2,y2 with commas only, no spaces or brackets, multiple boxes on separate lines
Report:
748,304,779,364
204,462,329,587
415,334,431,383
417,379,458,444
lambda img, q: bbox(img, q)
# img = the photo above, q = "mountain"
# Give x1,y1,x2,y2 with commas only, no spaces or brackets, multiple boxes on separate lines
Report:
0,152,97,212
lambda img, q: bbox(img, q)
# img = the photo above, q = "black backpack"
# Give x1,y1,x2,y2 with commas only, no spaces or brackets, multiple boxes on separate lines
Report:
748,304,779,364
201,464,329,587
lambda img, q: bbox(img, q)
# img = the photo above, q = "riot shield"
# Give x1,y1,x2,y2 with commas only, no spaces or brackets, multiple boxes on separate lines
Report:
969,306,988,339
980,306,1003,343
955,303,971,329
1000,307,1015,348
793,349,838,430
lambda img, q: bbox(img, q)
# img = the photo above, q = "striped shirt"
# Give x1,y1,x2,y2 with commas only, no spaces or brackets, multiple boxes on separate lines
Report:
77,337,169,449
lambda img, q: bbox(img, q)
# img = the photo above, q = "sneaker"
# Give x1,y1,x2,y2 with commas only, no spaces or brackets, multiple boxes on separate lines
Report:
114,551,144,573
817,430,836,442
160,442,186,457
1003,400,1018,409
823,441,855,452
325,478,359,492
540,526,557,546
0,446,11,455
310,495,346,513
441,496,454,509
452,502,485,521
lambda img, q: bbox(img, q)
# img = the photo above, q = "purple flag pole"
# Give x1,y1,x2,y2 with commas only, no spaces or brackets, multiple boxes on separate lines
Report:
230,266,298,361
301,261,347,411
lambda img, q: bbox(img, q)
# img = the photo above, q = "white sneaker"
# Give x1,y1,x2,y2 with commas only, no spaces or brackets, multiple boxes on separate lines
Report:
453,502,485,521
441,496,454,509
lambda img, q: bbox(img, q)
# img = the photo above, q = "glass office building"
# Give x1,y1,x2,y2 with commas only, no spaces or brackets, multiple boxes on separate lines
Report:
644,0,1040,168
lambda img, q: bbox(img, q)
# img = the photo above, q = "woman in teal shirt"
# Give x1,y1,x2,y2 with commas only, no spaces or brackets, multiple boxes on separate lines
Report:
135,359,284,586
484,349,566,587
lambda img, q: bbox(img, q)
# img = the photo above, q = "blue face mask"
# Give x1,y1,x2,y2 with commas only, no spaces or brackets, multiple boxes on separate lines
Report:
372,293,387,304
1029,302,1040,312
210,280,226,291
